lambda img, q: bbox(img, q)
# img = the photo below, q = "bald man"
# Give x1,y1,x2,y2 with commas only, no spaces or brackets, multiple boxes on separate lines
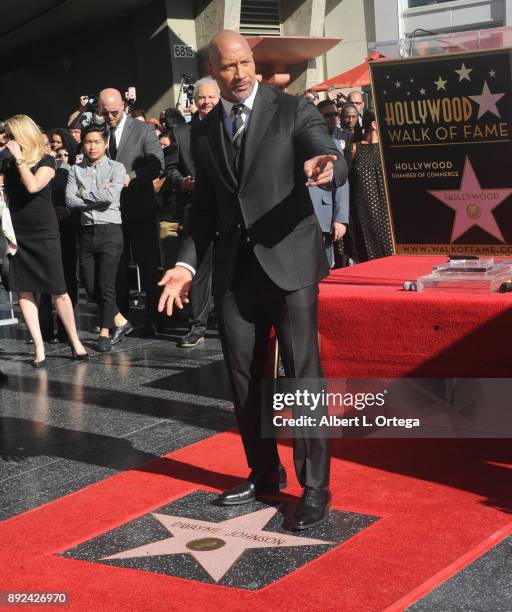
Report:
347,91,365,125
98,88,165,341
159,31,348,530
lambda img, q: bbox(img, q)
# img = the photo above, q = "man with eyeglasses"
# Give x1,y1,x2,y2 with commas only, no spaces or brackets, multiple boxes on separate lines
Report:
347,91,365,126
97,88,165,340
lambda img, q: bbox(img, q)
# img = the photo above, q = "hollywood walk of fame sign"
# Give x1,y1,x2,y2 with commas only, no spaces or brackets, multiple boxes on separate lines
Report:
369,48,512,256
60,490,379,590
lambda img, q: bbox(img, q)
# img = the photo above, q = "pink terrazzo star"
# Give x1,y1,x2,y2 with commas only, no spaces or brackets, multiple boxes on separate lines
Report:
427,157,512,242
102,507,332,582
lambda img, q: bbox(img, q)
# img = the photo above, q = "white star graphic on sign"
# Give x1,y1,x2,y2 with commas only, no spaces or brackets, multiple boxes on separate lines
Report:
455,63,473,81
394,80,401,88
489,69,496,77
101,508,332,582
434,76,447,90
469,81,505,119
419,88,427,95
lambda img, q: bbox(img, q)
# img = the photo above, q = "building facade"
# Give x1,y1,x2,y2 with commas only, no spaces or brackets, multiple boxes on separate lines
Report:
1,0,509,126
374,0,512,45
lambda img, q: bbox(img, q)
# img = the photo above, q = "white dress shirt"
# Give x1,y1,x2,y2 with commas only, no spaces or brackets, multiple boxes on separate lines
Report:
220,80,259,140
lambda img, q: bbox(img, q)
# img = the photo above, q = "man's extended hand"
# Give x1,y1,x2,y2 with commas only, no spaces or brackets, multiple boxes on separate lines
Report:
304,154,337,187
331,222,347,241
157,266,193,316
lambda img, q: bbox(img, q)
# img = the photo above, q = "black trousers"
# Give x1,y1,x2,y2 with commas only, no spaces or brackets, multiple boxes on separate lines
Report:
189,244,213,336
216,243,330,489
116,213,163,326
80,224,123,330
38,219,79,339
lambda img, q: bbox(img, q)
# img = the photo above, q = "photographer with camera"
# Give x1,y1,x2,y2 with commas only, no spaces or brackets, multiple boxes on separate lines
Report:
124,87,137,116
67,95,100,130
326,86,347,109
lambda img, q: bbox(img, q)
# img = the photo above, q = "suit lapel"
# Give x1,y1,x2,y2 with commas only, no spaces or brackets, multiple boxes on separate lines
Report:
240,84,278,188
116,115,133,159
209,104,238,189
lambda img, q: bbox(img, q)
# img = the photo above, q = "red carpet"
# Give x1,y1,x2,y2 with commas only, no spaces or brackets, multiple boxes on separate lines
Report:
2,431,512,611
319,256,512,377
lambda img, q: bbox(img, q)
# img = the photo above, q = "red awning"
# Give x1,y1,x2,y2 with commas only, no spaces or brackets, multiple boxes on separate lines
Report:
309,52,386,91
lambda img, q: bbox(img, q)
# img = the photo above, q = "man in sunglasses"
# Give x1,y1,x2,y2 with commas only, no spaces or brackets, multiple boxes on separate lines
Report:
317,100,352,162
97,88,165,340
308,100,351,268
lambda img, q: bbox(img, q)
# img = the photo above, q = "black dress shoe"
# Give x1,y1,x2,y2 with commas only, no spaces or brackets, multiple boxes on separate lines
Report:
178,331,204,348
96,336,112,352
216,465,287,506
285,487,331,531
111,321,134,345
0,370,8,385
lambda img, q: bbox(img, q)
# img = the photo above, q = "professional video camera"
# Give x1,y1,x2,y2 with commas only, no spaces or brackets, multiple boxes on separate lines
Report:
179,74,197,107
83,95,98,112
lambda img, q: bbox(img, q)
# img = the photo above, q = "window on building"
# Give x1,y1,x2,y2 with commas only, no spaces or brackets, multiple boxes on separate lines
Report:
240,0,281,36
408,0,453,7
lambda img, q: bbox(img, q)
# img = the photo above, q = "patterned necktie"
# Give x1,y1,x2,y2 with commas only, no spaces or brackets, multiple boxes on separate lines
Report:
109,127,117,159
232,104,245,150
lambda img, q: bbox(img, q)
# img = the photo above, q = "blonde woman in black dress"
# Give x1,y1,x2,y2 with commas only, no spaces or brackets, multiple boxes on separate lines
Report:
2,115,88,367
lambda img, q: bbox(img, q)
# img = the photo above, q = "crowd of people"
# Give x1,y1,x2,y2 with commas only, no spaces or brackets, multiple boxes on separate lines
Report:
0,74,393,368
0,29,395,530
303,87,393,265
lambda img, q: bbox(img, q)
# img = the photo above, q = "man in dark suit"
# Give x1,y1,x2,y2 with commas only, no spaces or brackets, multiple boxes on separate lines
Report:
158,31,347,530
310,100,351,267
98,89,165,340
166,77,220,347
318,99,353,163
308,179,348,268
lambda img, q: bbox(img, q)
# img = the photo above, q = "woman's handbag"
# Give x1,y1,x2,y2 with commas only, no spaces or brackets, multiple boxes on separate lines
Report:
0,186,17,290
